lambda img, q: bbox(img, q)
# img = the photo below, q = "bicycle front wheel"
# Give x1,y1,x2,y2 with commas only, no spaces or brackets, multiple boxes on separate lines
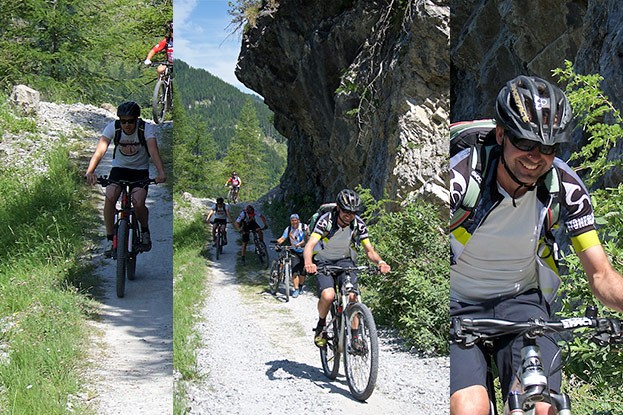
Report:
127,221,138,281
152,79,166,124
283,262,291,302
215,232,222,260
343,302,379,401
256,240,269,268
320,304,340,380
116,219,129,298
268,260,279,294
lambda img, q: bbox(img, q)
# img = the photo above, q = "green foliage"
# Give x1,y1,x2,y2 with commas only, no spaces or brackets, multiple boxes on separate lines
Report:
0,0,172,105
554,61,623,186
227,0,279,33
356,188,449,355
0,147,96,414
553,61,623,410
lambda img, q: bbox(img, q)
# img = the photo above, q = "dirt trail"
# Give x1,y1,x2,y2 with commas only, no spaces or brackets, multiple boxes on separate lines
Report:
185,224,450,414
86,122,174,415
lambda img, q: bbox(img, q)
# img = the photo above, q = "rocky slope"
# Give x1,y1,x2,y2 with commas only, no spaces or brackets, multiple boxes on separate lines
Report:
236,0,450,206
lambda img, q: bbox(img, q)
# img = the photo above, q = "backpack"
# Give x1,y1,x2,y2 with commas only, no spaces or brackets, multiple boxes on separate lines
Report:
450,119,561,251
112,118,150,159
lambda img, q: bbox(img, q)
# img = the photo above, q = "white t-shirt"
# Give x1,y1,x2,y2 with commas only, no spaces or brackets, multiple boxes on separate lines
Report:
102,120,156,170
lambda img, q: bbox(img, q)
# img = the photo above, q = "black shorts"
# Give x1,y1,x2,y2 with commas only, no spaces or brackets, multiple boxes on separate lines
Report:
450,289,561,398
240,220,260,242
213,218,227,226
108,167,150,190
315,257,358,296
290,251,304,275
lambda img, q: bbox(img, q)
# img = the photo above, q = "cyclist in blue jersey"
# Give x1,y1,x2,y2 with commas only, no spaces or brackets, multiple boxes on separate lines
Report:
275,213,309,298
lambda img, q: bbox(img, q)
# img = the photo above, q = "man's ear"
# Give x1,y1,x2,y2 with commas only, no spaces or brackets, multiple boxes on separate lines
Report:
496,125,505,145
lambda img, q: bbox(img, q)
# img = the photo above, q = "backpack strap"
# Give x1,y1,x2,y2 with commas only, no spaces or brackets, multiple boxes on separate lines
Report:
449,144,496,231
112,118,149,159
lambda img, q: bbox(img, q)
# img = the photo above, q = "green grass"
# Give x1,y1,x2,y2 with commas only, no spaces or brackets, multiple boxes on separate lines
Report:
0,146,98,414
172,196,211,415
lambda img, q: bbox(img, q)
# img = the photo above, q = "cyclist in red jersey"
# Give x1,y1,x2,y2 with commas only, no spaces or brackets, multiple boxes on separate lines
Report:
144,20,173,77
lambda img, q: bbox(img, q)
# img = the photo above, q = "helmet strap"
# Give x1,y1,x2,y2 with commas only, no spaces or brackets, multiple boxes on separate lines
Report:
500,142,535,207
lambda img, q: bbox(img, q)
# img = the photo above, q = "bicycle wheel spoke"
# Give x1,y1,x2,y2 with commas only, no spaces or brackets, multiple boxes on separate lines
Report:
344,303,378,401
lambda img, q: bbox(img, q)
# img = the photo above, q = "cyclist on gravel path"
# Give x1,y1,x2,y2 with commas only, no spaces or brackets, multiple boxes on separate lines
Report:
144,20,173,78
275,213,309,298
225,171,242,201
450,76,623,415
85,101,166,256
303,189,390,350
206,197,233,246
234,204,268,264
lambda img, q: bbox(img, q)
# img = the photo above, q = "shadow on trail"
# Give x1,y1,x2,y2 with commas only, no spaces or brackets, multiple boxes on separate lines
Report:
265,359,359,401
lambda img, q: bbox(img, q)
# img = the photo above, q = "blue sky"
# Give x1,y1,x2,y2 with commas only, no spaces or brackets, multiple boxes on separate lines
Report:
174,0,255,95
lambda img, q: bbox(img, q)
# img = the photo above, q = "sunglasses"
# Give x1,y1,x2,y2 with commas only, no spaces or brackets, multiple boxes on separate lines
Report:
120,119,137,125
506,134,559,155
340,209,357,216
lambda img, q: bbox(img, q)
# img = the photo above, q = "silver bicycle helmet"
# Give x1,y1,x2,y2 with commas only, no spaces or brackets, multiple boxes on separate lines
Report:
117,101,141,118
336,189,361,212
495,75,573,145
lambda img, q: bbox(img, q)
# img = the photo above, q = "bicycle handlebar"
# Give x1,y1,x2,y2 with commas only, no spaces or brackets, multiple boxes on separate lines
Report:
149,61,173,68
451,312,623,348
315,264,379,275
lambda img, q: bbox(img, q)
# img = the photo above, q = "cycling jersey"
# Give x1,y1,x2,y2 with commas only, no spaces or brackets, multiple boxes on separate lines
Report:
102,121,156,170
280,223,308,254
150,37,173,63
211,203,229,221
236,209,261,225
312,212,369,261
227,176,241,187
450,147,600,303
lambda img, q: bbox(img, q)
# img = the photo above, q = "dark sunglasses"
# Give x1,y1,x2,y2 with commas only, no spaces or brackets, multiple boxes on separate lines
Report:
507,134,559,155
120,119,137,125
340,209,357,216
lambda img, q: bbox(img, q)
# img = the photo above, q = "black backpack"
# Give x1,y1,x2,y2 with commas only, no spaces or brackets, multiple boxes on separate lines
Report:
112,118,150,159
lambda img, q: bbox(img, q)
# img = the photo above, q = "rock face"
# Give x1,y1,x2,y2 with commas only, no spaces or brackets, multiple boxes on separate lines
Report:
451,0,623,186
236,0,450,206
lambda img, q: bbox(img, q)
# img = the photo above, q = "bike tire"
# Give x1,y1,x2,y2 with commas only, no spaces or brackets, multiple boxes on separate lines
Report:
320,304,340,380
343,302,379,401
259,241,269,269
116,219,129,298
215,232,221,260
152,79,166,124
127,221,138,281
228,189,234,205
268,260,279,294
284,262,290,302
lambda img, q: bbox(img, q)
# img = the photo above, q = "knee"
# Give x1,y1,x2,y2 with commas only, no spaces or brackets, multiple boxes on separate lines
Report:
320,288,335,303
450,386,490,415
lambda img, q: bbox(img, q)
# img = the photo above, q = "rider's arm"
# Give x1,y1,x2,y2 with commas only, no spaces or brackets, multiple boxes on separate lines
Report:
145,139,166,183
260,214,268,228
85,136,110,185
303,233,321,273
362,239,391,273
145,38,166,62
577,241,623,313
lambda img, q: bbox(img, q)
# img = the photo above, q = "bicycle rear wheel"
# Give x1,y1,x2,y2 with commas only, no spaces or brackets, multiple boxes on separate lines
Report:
268,260,279,294
283,262,291,302
343,302,378,401
152,79,166,124
320,304,340,380
116,219,128,298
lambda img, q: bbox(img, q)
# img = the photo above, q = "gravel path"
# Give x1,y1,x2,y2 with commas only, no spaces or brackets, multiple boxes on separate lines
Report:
185,226,450,414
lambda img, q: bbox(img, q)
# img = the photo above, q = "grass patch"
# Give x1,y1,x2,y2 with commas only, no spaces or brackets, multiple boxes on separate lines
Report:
172,195,211,415
0,146,98,414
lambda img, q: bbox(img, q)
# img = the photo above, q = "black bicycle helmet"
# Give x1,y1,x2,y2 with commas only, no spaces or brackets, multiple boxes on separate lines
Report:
336,189,361,212
216,197,224,204
246,205,254,213
117,101,141,118
495,75,573,145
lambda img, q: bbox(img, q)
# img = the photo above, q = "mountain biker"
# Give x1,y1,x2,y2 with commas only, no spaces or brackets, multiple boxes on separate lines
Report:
225,172,242,201
450,76,623,415
303,189,391,350
206,197,233,246
234,204,268,264
275,213,309,298
85,101,166,255
144,20,173,77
